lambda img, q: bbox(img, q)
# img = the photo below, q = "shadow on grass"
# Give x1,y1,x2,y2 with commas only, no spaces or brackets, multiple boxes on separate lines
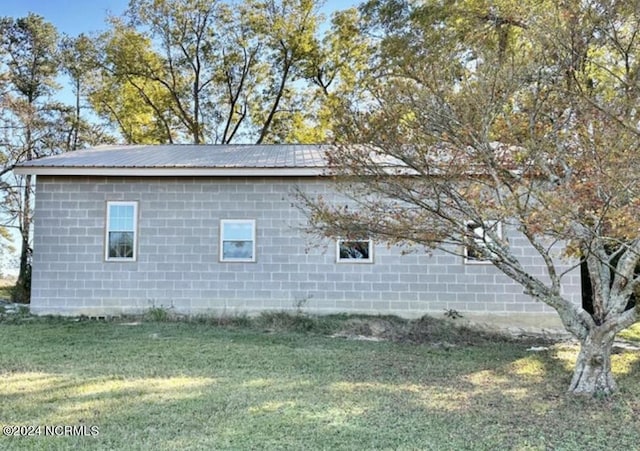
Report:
0,319,639,450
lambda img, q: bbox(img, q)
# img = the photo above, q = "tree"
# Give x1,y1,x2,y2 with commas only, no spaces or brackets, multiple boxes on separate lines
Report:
302,7,374,143
209,5,262,144
123,0,224,144
302,0,640,395
92,0,333,144
0,14,61,302
59,34,115,151
93,0,252,144
242,0,322,143
89,22,180,144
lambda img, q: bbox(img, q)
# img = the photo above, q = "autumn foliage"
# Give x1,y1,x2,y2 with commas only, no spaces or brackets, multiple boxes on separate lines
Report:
303,0,640,395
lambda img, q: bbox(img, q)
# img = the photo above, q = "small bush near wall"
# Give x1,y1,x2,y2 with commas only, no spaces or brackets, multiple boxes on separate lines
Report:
145,305,173,322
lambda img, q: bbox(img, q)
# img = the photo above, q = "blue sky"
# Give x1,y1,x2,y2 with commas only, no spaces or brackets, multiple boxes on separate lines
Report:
1,0,130,35
1,0,358,36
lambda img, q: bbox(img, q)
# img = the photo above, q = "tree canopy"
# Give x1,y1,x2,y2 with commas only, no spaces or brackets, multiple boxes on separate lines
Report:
303,0,640,395
88,0,364,144
0,14,113,300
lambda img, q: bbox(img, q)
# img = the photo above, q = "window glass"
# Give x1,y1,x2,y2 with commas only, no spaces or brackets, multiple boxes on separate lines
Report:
465,221,501,264
106,202,137,261
223,222,254,241
337,240,373,263
221,220,256,262
109,205,135,231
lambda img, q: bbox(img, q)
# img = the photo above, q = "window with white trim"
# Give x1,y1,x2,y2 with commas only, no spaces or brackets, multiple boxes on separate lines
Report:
464,220,501,264
220,220,256,262
105,201,138,261
337,239,373,263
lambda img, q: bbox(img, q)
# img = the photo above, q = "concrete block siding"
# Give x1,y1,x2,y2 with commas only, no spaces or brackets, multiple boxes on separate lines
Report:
31,175,581,319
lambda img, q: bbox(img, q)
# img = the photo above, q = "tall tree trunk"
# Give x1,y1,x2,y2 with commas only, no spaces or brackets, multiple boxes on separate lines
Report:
256,58,292,144
14,174,32,303
72,78,80,151
14,116,34,303
569,329,617,395
193,77,201,144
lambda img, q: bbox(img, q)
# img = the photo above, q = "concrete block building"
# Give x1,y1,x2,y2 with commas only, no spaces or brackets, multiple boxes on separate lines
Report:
15,144,581,326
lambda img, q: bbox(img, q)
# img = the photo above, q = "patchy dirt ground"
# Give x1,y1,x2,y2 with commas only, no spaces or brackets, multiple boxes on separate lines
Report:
330,314,557,347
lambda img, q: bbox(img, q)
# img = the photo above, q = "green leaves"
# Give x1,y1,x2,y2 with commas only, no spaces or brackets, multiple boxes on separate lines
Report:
0,13,59,100
88,0,364,144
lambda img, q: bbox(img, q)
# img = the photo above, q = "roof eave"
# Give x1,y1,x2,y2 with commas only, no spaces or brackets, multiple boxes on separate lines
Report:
12,166,327,177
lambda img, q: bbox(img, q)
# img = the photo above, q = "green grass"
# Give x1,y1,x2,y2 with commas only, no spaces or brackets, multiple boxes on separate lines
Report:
619,322,640,341
1,315,640,450
0,283,13,300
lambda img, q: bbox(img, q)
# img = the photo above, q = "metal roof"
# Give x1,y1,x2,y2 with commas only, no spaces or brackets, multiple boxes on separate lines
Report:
14,144,331,177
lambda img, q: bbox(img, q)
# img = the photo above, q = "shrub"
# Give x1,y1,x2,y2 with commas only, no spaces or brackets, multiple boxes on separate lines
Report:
145,305,172,322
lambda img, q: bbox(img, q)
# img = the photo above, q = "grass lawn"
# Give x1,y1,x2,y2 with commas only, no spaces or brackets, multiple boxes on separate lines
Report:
1,315,640,450
0,279,14,300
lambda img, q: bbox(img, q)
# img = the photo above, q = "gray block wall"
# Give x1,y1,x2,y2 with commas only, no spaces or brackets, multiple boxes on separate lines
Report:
30,175,582,318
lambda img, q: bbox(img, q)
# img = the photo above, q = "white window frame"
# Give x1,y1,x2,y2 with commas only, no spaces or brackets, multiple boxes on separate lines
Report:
464,220,502,265
336,239,374,263
105,201,138,262
220,219,256,263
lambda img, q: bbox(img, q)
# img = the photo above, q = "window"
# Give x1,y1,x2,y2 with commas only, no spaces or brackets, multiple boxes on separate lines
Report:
337,239,373,263
464,220,501,264
220,220,256,262
106,201,138,261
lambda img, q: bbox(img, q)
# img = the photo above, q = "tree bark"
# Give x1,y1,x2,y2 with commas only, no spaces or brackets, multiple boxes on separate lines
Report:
13,173,32,303
569,330,617,395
